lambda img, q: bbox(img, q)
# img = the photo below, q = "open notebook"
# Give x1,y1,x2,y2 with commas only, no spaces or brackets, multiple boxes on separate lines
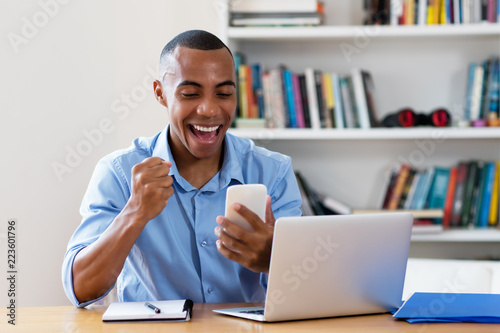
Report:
214,213,413,322
102,299,193,322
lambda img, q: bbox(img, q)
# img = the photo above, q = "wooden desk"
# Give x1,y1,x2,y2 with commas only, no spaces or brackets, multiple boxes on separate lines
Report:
3,303,500,333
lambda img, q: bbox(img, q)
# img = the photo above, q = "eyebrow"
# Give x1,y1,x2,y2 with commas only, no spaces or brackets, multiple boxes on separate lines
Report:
177,80,236,89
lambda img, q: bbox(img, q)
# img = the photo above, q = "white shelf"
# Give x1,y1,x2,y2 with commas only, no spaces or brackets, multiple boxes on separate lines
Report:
227,23,500,41
229,127,500,140
411,228,500,242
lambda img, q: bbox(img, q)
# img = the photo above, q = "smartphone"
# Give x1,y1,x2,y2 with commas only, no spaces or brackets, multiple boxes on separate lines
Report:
224,184,267,231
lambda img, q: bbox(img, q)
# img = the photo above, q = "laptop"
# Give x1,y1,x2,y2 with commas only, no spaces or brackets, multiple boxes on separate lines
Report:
213,212,413,322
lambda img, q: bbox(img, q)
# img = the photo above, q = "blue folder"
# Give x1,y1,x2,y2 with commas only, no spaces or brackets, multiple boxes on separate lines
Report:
393,292,500,324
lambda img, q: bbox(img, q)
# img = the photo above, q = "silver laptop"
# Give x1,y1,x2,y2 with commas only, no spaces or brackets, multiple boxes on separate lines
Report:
213,212,413,322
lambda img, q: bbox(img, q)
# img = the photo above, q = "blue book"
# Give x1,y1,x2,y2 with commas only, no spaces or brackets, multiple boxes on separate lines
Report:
413,167,435,210
331,73,345,129
251,63,265,119
464,62,477,120
478,162,496,227
283,69,297,128
394,292,500,323
427,167,451,209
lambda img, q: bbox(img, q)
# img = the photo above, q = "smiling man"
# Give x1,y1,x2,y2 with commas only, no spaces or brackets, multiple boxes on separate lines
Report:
62,30,302,307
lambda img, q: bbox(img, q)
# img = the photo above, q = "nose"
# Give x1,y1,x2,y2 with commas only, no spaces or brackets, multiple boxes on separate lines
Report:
196,96,219,117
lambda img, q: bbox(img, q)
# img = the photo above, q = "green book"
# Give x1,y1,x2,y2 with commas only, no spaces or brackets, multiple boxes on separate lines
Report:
460,161,479,227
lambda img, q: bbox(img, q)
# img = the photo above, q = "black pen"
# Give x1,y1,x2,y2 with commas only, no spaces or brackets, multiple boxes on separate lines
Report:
144,302,161,314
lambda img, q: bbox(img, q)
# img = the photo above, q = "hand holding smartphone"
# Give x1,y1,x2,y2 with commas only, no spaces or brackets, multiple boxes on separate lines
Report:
224,184,267,231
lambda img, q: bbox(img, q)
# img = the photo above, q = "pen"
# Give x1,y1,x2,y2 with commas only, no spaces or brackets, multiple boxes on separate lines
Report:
144,302,161,314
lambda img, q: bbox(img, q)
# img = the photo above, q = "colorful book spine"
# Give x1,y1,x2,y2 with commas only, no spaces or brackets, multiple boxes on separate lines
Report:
442,166,458,228
460,161,479,227
478,162,495,227
387,164,412,210
331,73,345,129
283,69,297,128
489,161,500,226
292,73,306,128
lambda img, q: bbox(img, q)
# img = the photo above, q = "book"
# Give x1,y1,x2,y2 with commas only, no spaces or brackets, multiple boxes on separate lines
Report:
294,171,315,216
315,70,327,128
398,168,417,209
331,73,345,129
442,166,458,228
231,13,322,26
283,69,297,128
294,171,325,215
269,69,286,128
340,77,356,128
261,72,273,127
387,163,412,210
322,73,335,128
488,161,499,226
460,160,479,227
292,73,306,128
102,299,193,322
403,170,421,210
251,63,264,118
361,70,380,127
316,193,352,215
469,161,485,226
427,167,451,210
413,167,436,210
304,68,322,129
229,0,318,13
379,163,401,209
238,64,249,119
470,63,485,121
450,162,469,227
298,74,311,128
350,68,371,129
478,162,496,227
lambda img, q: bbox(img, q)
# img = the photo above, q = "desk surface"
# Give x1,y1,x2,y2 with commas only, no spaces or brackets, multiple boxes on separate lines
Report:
3,302,500,333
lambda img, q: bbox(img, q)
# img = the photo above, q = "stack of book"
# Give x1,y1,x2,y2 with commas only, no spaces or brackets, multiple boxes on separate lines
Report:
364,0,500,26
378,160,500,229
464,56,500,127
233,56,380,130
229,0,324,27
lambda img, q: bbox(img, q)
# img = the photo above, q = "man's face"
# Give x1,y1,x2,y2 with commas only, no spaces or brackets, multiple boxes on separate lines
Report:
157,46,236,161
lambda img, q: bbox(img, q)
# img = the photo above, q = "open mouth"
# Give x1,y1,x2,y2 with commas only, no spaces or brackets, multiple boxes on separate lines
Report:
190,124,222,141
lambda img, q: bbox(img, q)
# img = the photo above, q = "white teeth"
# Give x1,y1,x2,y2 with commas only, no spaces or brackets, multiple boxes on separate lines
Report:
193,125,219,132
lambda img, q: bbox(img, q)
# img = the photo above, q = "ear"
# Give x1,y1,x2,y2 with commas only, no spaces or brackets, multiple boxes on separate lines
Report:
153,80,168,108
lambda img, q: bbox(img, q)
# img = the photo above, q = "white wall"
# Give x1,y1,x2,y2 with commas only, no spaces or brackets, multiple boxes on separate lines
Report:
0,0,220,307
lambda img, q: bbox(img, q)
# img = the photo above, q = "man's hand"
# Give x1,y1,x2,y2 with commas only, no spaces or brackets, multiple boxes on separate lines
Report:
126,157,174,225
214,195,275,273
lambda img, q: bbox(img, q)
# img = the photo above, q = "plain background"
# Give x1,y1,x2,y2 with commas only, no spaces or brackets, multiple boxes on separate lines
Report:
1,0,220,307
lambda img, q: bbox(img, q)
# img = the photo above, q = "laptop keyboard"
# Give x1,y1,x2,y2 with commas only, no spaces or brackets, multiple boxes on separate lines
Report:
240,309,265,315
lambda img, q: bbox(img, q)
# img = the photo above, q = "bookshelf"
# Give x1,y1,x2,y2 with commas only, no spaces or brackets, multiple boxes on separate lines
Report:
220,0,500,260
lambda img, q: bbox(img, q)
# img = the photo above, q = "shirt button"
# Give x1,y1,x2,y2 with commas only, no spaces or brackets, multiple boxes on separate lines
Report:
201,240,207,247
207,288,213,294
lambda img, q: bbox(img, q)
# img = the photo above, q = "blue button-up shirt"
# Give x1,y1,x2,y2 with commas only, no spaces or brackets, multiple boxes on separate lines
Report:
62,126,302,307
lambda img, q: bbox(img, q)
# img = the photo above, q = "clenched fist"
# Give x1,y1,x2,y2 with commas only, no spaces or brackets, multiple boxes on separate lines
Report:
127,157,174,225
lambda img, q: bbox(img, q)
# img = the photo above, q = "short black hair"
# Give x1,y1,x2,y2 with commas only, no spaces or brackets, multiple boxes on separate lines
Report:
159,30,233,78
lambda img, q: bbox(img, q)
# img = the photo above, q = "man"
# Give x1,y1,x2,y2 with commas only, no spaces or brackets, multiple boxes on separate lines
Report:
62,30,302,307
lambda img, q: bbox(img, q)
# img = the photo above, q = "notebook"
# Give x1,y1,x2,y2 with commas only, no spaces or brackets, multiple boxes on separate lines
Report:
102,299,193,322
213,212,413,322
